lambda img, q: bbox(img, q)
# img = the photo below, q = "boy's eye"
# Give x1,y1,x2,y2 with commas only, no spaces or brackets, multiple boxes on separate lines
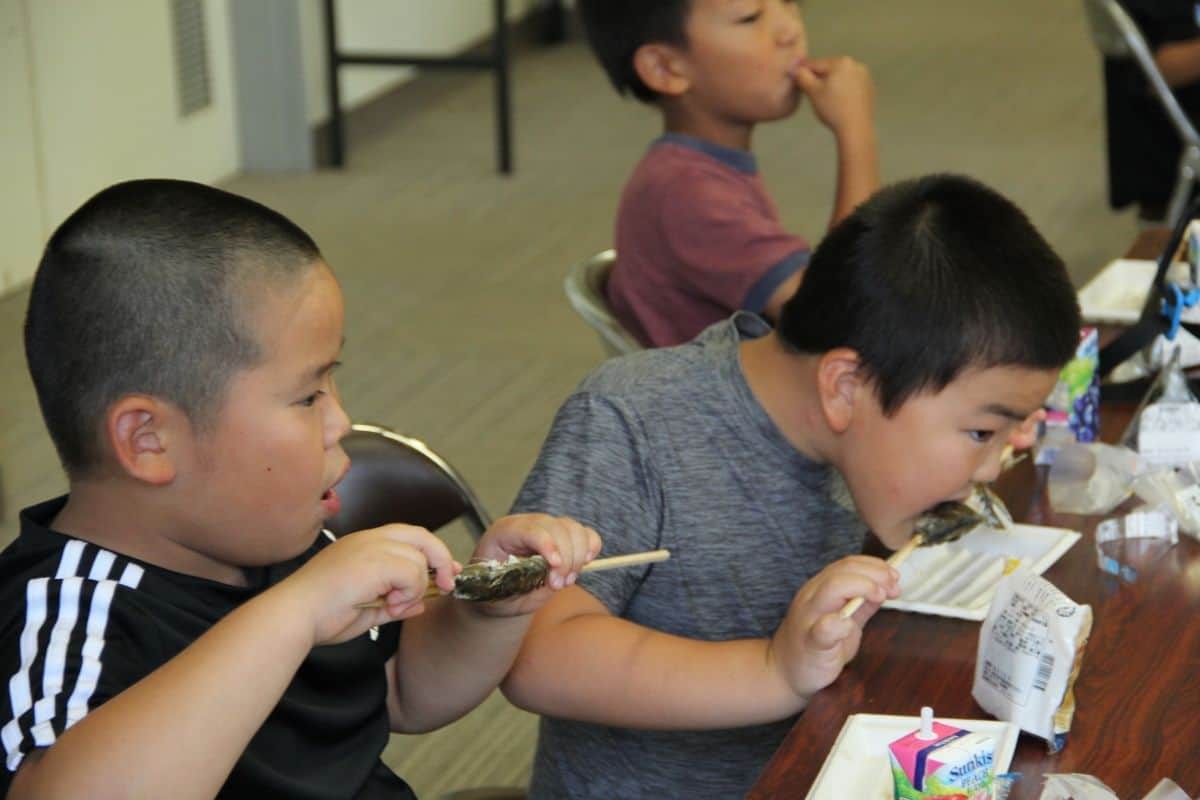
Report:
299,390,326,408
737,11,763,23
967,430,994,444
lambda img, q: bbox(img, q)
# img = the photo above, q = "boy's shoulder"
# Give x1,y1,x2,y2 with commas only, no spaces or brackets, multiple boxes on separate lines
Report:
0,498,323,636
0,498,149,601
572,314,769,418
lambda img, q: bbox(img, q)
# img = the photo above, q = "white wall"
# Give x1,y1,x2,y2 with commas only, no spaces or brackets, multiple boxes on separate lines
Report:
0,0,539,295
0,0,44,292
298,0,539,125
0,0,240,293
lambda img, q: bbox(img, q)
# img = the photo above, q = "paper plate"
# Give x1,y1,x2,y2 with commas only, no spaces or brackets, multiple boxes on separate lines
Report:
1076,257,1185,324
806,713,1019,800
882,523,1081,621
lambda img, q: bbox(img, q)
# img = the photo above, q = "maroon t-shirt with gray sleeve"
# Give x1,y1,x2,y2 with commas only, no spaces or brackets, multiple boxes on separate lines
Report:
606,133,810,347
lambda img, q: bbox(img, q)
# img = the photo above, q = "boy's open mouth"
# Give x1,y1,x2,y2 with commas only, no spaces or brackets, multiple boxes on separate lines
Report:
320,487,341,518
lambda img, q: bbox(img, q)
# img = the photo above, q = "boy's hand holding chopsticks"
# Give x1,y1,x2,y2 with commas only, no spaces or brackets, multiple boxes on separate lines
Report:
769,555,900,702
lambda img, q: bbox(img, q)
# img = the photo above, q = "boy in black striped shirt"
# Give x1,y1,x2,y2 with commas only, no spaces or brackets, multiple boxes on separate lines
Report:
0,179,599,799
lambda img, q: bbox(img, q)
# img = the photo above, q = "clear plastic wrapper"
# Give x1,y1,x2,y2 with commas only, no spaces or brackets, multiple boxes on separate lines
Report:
1037,775,1194,800
1120,345,1196,450
1045,442,1145,515
1131,467,1200,539
1037,774,1118,800
1094,506,1179,581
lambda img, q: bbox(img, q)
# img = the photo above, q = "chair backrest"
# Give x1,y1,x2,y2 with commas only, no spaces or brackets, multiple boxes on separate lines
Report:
1081,0,1200,145
326,423,492,539
563,250,643,357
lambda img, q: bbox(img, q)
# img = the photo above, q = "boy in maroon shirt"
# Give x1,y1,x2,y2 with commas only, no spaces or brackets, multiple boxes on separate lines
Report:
581,0,881,347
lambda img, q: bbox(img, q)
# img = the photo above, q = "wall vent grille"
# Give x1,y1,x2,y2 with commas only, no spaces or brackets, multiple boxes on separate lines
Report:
170,0,211,116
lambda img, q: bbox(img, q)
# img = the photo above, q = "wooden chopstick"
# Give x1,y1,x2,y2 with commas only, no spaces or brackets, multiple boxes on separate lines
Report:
838,535,925,619
358,548,671,609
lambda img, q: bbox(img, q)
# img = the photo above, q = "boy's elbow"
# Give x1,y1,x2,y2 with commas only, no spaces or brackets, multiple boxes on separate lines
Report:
499,650,547,713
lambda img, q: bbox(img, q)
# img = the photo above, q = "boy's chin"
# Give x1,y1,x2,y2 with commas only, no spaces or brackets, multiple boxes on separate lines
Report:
874,523,919,552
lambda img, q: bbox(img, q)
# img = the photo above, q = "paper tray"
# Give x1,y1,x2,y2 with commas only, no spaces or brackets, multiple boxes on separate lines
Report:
1077,258,1157,324
806,713,1019,800
883,523,1080,621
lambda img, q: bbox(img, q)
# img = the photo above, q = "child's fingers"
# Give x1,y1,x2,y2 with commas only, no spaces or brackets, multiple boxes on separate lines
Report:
799,56,834,76
807,611,858,651
555,520,602,580
1008,409,1045,451
793,65,824,95
813,567,897,611
376,523,458,590
826,555,901,588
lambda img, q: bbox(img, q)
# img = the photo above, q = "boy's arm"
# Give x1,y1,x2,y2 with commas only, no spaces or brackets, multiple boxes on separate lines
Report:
501,586,805,729
386,600,533,733
502,552,898,730
8,586,320,800
830,121,880,227
386,514,600,733
794,56,881,227
8,525,457,799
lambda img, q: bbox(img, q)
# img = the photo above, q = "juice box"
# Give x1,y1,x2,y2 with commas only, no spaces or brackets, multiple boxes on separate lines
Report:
1040,327,1099,463
888,708,995,800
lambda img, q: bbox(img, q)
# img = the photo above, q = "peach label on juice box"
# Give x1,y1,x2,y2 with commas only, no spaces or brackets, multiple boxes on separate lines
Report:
887,707,995,799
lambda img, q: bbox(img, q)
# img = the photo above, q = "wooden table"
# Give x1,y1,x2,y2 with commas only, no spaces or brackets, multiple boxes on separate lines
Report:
748,230,1200,799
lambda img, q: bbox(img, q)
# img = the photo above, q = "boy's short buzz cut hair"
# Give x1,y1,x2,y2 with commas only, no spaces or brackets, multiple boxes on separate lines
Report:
577,0,692,103
778,173,1082,415
24,179,322,478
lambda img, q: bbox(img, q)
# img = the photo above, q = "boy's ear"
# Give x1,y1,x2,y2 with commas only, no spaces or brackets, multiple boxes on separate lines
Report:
816,348,867,434
107,395,182,485
632,43,691,97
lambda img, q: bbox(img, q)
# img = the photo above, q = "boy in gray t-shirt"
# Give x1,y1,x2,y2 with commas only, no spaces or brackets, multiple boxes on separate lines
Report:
504,174,1082,799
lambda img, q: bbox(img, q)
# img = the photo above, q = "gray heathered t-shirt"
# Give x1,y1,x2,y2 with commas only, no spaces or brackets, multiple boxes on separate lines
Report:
511,313,867,800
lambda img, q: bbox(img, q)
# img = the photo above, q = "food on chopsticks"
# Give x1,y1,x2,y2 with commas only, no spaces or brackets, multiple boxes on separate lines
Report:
357,549,670,607
965,482,1014,531
840,501,988,619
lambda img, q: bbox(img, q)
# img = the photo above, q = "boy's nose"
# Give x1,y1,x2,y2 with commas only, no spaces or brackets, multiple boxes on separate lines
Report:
775,1,804,46
327,394,352,446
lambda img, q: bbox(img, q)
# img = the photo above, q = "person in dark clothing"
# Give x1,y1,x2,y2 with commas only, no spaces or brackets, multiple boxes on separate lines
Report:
1105,0,1200,220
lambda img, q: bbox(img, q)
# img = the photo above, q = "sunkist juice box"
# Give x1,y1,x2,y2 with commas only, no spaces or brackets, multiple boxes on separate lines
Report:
888,708,995,800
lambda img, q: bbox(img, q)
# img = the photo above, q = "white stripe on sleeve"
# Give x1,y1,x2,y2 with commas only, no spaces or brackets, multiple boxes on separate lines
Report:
64,580,117,729
2,578,50,771
30,577,82,746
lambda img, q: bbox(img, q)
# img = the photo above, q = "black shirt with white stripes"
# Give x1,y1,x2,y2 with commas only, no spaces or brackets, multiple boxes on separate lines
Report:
0,497,415,799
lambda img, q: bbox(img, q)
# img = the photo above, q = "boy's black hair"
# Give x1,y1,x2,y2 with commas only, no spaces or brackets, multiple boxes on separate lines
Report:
577,0,692,103
778,173,1081,415
24,179,322,478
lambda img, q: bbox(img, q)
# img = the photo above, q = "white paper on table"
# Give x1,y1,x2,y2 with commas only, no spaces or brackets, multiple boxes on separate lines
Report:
883,524,1081,621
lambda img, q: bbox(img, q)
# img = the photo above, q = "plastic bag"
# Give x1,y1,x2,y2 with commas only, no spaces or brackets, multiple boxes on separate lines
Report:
1131,467,1200,539
1046,442,1145,515
1037,774,1118,800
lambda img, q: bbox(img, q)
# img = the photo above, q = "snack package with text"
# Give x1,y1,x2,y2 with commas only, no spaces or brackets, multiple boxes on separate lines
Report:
972,569,1092,753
